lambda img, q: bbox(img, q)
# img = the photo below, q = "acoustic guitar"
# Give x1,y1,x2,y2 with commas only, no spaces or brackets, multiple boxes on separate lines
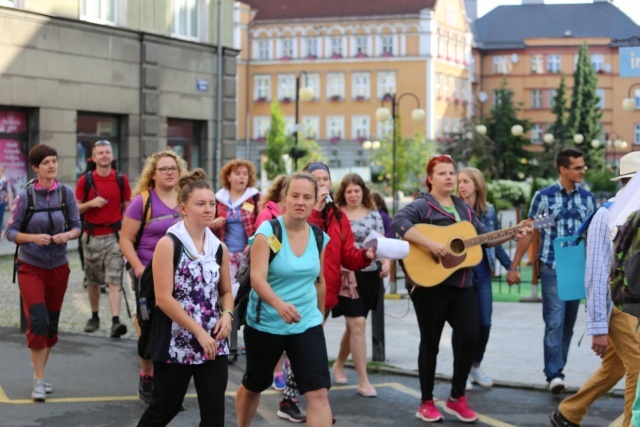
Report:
402,216,555,287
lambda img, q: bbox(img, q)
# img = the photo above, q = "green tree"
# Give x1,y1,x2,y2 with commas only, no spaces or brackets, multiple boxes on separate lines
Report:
441,117,496,175
540,74,570,176
263,102,289,178
481,80,531,180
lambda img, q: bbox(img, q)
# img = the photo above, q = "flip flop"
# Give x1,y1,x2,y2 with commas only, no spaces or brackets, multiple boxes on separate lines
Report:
332,367,348,384
357,388,377,398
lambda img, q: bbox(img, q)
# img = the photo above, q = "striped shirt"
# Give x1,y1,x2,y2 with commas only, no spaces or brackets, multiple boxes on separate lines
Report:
585,203,613,336
528,180,596,269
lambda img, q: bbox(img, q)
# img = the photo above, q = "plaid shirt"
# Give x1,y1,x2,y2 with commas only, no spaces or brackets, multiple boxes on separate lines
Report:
528,180,595,269
213,193,261,247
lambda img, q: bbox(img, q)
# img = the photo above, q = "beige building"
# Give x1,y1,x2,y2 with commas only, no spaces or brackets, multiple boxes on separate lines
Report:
0,0,237,191
234,0,473,169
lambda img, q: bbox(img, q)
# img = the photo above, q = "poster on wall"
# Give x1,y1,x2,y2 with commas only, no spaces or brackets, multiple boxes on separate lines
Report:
0,111,29,197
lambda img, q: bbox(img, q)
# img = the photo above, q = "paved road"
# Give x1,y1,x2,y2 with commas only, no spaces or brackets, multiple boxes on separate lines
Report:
0,327,625,427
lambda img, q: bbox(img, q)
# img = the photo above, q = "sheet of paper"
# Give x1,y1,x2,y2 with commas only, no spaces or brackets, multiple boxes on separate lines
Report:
363,230,410,260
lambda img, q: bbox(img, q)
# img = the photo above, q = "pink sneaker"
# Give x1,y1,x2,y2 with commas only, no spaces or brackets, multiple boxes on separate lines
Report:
444,396,477,423
416,400,444,423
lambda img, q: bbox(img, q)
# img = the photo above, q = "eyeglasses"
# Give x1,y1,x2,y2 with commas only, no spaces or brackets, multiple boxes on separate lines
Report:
94,140,111,147
567,165,588,172
156,166,179,174
430,154,453,159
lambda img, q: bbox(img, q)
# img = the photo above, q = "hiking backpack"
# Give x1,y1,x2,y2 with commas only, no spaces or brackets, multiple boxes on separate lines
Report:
12,179,70,283
234,218,324,326
610,210,640,318
137,233,223,356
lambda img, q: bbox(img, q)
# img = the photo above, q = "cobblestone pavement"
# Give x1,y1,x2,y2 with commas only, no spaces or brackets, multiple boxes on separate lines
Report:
0,251,137,340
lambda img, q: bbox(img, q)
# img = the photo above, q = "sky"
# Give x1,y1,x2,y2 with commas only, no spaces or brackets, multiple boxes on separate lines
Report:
478,0,640,25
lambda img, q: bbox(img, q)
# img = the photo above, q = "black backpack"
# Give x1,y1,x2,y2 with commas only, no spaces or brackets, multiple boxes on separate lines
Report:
234,219,324,325
12,179,69,283
137,233,223,355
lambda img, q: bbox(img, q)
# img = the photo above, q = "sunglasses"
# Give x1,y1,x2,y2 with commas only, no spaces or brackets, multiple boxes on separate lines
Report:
429,154,453,159
95,140,111,147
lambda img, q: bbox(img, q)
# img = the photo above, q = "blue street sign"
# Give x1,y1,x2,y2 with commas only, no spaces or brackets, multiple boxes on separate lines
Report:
196,78,209,92
620,47,640,78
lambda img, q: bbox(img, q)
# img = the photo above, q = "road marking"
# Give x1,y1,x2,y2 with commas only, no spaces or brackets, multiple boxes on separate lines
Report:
608,413,624,427
0,385,9,403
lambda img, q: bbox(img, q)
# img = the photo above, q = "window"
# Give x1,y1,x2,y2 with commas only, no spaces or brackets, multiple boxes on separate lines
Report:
172,0,200,40
444,117,451,134
596,88,605,109
167,119,202,168
284,117,295,136
444,76,450,98
254,75,271,101
492,90,501,107
257,40,269,60
278,74,295,101
461,78,468,102
377,119,393,139
304,73,320,101
301,116,319,140
436,117,443,136
306,38,318,58
352,116,370,140
352,72,370,100
635,124,640,145
591,54,605,72
281,39,294,58
453,77,459,100
377,71,396,99
327,116,344,141
548,89,557,108
327,73,345,100
435,73,441,97
531,90,543,109
547,54,561,73
77,113,121,177
531,55,543,74
381,36,394,56
81,0,116,25
331,37,343,57
355,36,368,56
453,118,460,133
0,109,29,190
635,88,640,110
253,117,270,140
439,37,447,58
530,124,543,143
492,56,512,74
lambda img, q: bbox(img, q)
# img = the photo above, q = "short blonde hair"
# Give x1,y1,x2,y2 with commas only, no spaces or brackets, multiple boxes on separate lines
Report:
456,167,488,215
219,160,257,190
132,150,188,197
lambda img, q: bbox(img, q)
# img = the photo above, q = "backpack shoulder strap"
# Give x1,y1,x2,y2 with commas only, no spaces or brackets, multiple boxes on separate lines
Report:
268,218,282,263
59,184,69,231
116,172,125,212
215,244,223,265
134,190,152,250
577,202,612,237
83,171,93,203
166,233,183,270
310,223,324,259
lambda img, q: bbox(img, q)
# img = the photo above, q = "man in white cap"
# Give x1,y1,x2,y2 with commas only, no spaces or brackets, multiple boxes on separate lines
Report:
550,151,640,427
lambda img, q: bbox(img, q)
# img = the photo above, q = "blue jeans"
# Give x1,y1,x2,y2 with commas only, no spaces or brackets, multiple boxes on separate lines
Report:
452,275,492,366
540,264,580,382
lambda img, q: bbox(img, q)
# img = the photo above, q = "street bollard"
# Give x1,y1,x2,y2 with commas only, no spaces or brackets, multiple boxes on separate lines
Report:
371,280,385,362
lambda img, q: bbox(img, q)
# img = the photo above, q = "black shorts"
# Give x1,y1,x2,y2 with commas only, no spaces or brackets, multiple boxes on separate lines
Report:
242,324,331,395
332,268,382,319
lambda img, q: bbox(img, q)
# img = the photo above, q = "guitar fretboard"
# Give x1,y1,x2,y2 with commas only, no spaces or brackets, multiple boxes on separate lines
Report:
464,225,521,248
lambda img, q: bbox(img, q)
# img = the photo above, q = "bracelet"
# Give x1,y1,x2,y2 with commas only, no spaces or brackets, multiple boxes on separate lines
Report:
221,309,233,320
66,231,72,240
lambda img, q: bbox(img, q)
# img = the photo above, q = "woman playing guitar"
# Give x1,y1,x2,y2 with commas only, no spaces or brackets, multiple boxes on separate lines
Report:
392,155,530,423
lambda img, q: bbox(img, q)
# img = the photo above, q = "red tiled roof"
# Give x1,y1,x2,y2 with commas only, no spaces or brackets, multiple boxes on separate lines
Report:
242,0,437,21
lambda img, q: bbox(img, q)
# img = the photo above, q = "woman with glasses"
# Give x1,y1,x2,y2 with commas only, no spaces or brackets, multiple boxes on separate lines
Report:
392,155,529,423
5,144,81,402
454,167,518,391
331,173,390,398
211,160,261,298
120,151,188,404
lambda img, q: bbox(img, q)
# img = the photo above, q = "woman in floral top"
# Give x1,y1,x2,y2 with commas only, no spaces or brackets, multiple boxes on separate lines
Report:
331,173,390,398
138,169,233,427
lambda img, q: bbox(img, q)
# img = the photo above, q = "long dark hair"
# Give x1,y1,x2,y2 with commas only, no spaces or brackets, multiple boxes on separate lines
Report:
335,173,374,210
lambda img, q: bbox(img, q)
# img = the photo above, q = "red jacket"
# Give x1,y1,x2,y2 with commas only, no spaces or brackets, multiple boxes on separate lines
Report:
308,208,371,311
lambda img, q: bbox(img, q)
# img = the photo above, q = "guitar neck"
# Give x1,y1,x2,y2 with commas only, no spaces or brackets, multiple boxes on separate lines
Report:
464,225,521,248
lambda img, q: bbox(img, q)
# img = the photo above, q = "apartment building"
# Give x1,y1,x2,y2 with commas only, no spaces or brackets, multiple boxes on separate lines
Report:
0,0,236,191
234,0,473,168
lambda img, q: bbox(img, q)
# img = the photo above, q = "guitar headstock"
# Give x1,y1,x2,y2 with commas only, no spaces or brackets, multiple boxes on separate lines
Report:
531,214,555,230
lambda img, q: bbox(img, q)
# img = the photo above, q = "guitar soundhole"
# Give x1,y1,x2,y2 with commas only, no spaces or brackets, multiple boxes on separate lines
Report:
450,239,465,255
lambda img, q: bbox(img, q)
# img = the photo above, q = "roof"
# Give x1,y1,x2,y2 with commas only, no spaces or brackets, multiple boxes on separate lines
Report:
241,0,437,21
474,2,640,49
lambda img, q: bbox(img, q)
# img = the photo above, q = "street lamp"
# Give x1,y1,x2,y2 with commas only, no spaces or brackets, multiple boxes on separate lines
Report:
606,134,628,174
622,83,640,112
375,93,426,214
291,71,315,170
362,140,381,181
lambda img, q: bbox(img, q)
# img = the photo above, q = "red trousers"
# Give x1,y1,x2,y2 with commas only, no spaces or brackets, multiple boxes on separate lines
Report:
18,262,69,349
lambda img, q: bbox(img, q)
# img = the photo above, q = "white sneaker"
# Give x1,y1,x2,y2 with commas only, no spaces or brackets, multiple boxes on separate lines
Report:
549,377,566,395
470,366,493,388
465,378,473,391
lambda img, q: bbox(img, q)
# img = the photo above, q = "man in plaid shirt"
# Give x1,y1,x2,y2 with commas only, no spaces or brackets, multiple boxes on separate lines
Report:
511,149,595,394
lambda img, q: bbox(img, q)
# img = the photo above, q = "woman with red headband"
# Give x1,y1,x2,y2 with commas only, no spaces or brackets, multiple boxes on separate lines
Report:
392,155,530,424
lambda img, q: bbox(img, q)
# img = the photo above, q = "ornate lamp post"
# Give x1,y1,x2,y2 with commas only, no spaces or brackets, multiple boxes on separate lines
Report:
362,139,381,181
291,71,315,170
375,93,425,214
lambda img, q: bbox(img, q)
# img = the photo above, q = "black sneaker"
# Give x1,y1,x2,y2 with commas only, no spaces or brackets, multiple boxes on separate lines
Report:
550,410,580,427
277,400,306,423
138,374,153,404
110,323,127,338
84,318,100,333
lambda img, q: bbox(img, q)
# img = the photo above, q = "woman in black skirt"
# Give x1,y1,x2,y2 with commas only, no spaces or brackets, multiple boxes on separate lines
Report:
331,173,390,397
